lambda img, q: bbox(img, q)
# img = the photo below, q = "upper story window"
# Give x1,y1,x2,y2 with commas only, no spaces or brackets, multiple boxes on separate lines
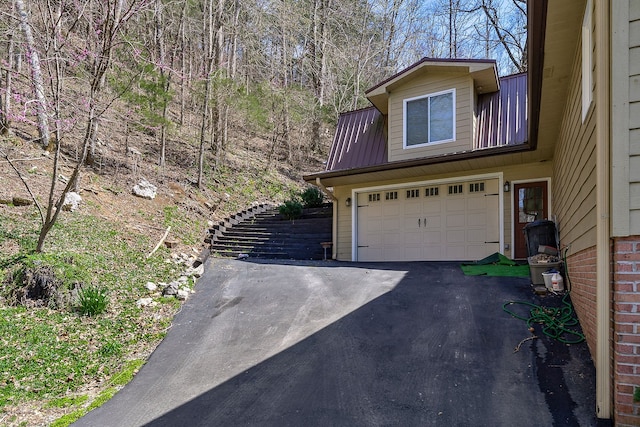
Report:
404,89,455,148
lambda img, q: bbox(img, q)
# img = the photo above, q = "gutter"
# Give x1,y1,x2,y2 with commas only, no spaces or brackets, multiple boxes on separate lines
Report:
304,143,532,183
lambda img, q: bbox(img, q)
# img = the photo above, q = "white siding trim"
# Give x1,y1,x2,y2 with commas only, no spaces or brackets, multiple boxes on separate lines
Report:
582,0,594,122
612,0,631,236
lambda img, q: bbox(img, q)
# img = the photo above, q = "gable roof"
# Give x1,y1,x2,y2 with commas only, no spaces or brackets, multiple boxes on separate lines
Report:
366,58,500,114
319,73,527,176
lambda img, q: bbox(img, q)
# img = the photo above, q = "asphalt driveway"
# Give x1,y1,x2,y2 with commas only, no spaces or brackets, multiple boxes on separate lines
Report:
74,259,597,426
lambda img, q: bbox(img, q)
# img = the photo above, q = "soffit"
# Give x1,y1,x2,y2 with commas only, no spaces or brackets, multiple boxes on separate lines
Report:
531,0,585,162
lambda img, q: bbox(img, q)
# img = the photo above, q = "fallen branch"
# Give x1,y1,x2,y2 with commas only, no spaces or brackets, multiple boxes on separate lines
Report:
513,335,538,353
147,226,171,259
0,149,44,224
0,156,48,163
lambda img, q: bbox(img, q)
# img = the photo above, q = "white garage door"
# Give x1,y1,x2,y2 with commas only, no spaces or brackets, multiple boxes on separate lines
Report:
356,179,500,261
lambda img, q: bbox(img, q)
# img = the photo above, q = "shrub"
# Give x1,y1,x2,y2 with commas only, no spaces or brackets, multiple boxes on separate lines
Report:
279,199,303,220
300,186,324,208
77,285,109,316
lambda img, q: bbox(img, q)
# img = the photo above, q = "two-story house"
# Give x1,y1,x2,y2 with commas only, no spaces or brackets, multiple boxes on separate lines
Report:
304,0,640,424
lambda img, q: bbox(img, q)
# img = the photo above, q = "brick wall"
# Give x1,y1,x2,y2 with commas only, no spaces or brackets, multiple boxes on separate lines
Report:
612,237,640,425
565,246,598,359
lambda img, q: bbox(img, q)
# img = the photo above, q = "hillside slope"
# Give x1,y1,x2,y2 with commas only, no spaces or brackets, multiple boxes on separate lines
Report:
0,111,329,425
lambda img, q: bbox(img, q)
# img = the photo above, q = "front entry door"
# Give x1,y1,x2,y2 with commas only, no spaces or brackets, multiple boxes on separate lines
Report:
513,181,548,259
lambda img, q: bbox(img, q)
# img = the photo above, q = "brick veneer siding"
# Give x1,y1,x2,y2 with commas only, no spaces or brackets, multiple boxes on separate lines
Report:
612,237,640,425
565,246,598,359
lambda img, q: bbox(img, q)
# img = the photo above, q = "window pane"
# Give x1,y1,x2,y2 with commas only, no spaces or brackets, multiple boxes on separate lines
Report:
518,187,544,223
406,98,429,146
429,92,453,142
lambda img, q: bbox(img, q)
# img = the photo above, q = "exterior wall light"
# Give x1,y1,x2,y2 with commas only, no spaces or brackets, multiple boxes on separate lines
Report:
346,197,351,207
504,181,510,192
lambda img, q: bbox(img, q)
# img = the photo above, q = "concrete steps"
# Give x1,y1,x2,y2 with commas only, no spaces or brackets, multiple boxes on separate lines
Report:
207,204,333,260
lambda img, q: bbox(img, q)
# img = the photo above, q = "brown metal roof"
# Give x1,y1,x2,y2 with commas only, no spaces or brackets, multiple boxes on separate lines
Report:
324,107,387,172
475,73,528,148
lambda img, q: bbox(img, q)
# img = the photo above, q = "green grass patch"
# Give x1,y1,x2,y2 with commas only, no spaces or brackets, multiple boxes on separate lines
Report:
0,212,181,423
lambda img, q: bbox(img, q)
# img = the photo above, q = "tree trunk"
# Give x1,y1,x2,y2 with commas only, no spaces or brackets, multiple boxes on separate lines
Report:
1,30,13,135
15,0,50,149
197,0,215,188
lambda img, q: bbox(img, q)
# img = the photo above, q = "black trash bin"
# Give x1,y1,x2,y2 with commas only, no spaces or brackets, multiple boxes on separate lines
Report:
523,220,558,257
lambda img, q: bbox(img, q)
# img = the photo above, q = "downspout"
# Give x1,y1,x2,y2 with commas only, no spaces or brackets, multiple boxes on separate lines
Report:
316,178,337,260
595,0,611,419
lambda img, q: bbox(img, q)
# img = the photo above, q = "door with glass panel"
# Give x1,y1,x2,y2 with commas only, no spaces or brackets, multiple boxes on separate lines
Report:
513,181,548,259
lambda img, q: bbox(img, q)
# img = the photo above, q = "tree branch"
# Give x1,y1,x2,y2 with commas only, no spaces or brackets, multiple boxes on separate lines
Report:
0,148,45,224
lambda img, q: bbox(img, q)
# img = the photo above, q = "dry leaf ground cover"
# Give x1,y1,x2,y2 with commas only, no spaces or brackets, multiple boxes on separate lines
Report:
0,129,321,426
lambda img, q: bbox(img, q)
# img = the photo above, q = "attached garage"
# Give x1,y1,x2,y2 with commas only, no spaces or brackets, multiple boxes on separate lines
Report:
354,177,501,261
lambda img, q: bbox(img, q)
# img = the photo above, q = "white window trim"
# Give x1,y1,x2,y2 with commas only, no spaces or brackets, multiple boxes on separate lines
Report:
581,0,593,122
403,88,456,148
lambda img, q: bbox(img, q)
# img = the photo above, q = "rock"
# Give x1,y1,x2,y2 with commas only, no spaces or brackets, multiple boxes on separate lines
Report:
12,197,32,206
164,240,178,249
163,281,179,296
132,179,157,200
238,253,249,260
176,289,189,300
136,297,154,308
145,282,157,292
191,264,204,278
62,192,82,211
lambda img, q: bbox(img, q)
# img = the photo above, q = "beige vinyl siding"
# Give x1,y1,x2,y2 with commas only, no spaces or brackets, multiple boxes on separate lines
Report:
330,161,552,261
333,187,353,261
388,72,473,162
612,0,640,236
553,32,597,254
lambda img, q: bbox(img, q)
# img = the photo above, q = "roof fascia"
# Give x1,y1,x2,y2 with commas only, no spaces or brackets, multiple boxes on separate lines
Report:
527,0,548,151
303,143,532,183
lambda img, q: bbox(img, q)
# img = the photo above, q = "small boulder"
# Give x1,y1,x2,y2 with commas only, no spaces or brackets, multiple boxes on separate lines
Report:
145,282,157,292
176,289,189,300
136,297,154,308
163,281,179,296
132,179,157,200
62,192,82,212
190,264,204,278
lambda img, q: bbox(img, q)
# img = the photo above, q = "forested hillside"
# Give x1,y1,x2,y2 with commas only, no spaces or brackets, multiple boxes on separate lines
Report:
0,1,526,425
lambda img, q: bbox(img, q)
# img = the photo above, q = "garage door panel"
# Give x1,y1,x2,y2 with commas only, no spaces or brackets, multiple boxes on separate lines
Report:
446,213,466,227
467,212,487,227
446,230,465,243
423,200,442,213
446,198,466,211
424,231,442,243
466,228,487,243
446,245,466,259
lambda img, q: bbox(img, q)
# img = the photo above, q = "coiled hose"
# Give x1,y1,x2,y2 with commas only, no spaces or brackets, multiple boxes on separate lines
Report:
502,246,586,344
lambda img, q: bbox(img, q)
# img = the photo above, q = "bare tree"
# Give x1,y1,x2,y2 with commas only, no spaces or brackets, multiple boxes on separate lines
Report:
0,1,16,135
15,0,50,148
36,0,147,252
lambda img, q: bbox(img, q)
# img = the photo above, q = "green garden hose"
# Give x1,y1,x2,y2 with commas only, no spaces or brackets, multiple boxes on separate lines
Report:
502,292,585,344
